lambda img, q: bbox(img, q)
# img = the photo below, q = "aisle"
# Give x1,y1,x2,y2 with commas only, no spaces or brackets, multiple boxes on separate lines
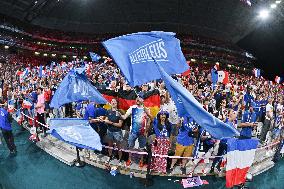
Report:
0,122,283,189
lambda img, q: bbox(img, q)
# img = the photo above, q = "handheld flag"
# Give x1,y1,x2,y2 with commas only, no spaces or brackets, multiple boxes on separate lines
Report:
218,71,229,84
50,69,107,108
253,68,260,78
89,52,101,62
275,76,282,84
226,138,258,188
102,31,189,86
156,63,239,139
49,118,102,151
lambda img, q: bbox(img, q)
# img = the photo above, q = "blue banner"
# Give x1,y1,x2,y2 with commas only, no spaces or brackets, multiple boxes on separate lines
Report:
103,31,189,86
50,69,107,108
48,118,102,151
156,63,239,139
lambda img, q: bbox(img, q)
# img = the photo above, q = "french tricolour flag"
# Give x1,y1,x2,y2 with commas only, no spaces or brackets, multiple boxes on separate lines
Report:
253,69,260,78
226,138,258,188
22,99,33,109
218,71,229,84
275,76,282,84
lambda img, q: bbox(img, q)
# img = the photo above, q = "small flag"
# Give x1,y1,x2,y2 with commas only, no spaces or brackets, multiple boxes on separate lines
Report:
253,68,260,78
89,52,101,62
218,71,229,84
275,76,282,84
22,98,33,109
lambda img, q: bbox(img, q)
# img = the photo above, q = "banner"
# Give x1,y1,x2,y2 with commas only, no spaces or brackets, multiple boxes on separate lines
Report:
48,118,102,151
103,31,189,86
50,69,107,108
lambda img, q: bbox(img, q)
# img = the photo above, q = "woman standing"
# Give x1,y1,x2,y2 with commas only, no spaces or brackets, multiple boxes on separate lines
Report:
150,111,172,174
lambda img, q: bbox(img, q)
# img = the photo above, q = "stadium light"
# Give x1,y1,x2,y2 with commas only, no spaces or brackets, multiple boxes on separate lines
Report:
190,59,196,62
43,53,48,57
4,45,9,49
62,55,67,58
276,0,281,4
73,56,77,58
271,4,277,9
51,54,56,57
258,9,270,19
83,56,88,59
34,52,40,55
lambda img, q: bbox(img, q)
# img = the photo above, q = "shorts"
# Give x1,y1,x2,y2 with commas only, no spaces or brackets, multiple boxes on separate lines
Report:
106,130,123,142
174,143,194,157
128,132,146,149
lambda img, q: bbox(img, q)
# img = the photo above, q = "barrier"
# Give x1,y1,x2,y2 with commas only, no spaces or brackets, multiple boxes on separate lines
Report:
19,110,280,161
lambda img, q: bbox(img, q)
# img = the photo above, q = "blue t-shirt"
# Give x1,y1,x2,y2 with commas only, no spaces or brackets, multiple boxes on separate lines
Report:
176,117,197,146
240,110,257,138
153,119,172,138
0,108,12,131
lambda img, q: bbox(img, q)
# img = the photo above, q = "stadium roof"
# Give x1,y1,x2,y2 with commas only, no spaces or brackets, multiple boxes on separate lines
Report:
0,0,273,43
0,0,283,76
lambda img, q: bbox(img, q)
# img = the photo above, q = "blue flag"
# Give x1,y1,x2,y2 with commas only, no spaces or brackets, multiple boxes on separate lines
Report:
211,68,218,89
156,63,239,139
102,31,189,86
89,52,101,62
48,118,102,151
50,69,107,108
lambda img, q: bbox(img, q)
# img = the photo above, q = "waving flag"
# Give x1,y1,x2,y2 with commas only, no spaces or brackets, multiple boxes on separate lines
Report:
226,138,258,188
275,76,282,84
211,68,218,86
253,68,260,78
103,31,189,86
8,100,15,113
218,71,229,84
89,52,101,62
38,65,45,78
50,69,107,108
22,98,33,109
156,63,239,139
49,118,102,151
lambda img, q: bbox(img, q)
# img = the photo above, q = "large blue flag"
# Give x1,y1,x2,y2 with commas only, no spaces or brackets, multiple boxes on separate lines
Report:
156,63,239,139
89,52,101,62
50,69,107,108
103,31,189,86
48,118,102,151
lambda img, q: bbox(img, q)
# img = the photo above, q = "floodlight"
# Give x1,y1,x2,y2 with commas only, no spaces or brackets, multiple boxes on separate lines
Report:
258,9,269,19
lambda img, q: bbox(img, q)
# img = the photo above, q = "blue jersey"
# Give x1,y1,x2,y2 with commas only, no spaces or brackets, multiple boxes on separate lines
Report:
177,117,197,146
240,110,257,138
0,108,12,131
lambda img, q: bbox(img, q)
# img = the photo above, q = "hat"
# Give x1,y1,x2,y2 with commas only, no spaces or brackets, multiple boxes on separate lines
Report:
157,111,169,118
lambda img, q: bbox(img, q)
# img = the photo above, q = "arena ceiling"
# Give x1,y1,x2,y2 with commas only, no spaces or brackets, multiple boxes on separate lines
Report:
0,0,277,43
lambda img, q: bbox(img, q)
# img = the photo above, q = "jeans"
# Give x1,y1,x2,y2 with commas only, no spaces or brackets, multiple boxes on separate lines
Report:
1,129,16,152
128,132,146,149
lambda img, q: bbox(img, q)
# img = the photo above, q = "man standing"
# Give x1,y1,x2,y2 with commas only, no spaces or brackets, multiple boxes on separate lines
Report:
239,104,258,139
122,96,152,167
35,87,46,136
0,99,17,156
260,97,274,142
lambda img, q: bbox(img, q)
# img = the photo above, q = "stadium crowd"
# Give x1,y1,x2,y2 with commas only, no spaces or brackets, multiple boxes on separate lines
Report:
0,56,283,175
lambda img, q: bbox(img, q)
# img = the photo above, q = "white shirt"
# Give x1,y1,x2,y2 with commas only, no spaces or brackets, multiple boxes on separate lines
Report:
160,100,179,124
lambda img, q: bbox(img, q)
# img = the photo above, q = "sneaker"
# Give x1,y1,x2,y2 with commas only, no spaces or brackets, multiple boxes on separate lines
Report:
126,160,132,166
139,160,144,168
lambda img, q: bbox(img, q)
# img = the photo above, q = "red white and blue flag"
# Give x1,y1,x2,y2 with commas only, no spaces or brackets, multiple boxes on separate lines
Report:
22,99,33,109
226,138,258,188
275,76,282,84
253,68,260,78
